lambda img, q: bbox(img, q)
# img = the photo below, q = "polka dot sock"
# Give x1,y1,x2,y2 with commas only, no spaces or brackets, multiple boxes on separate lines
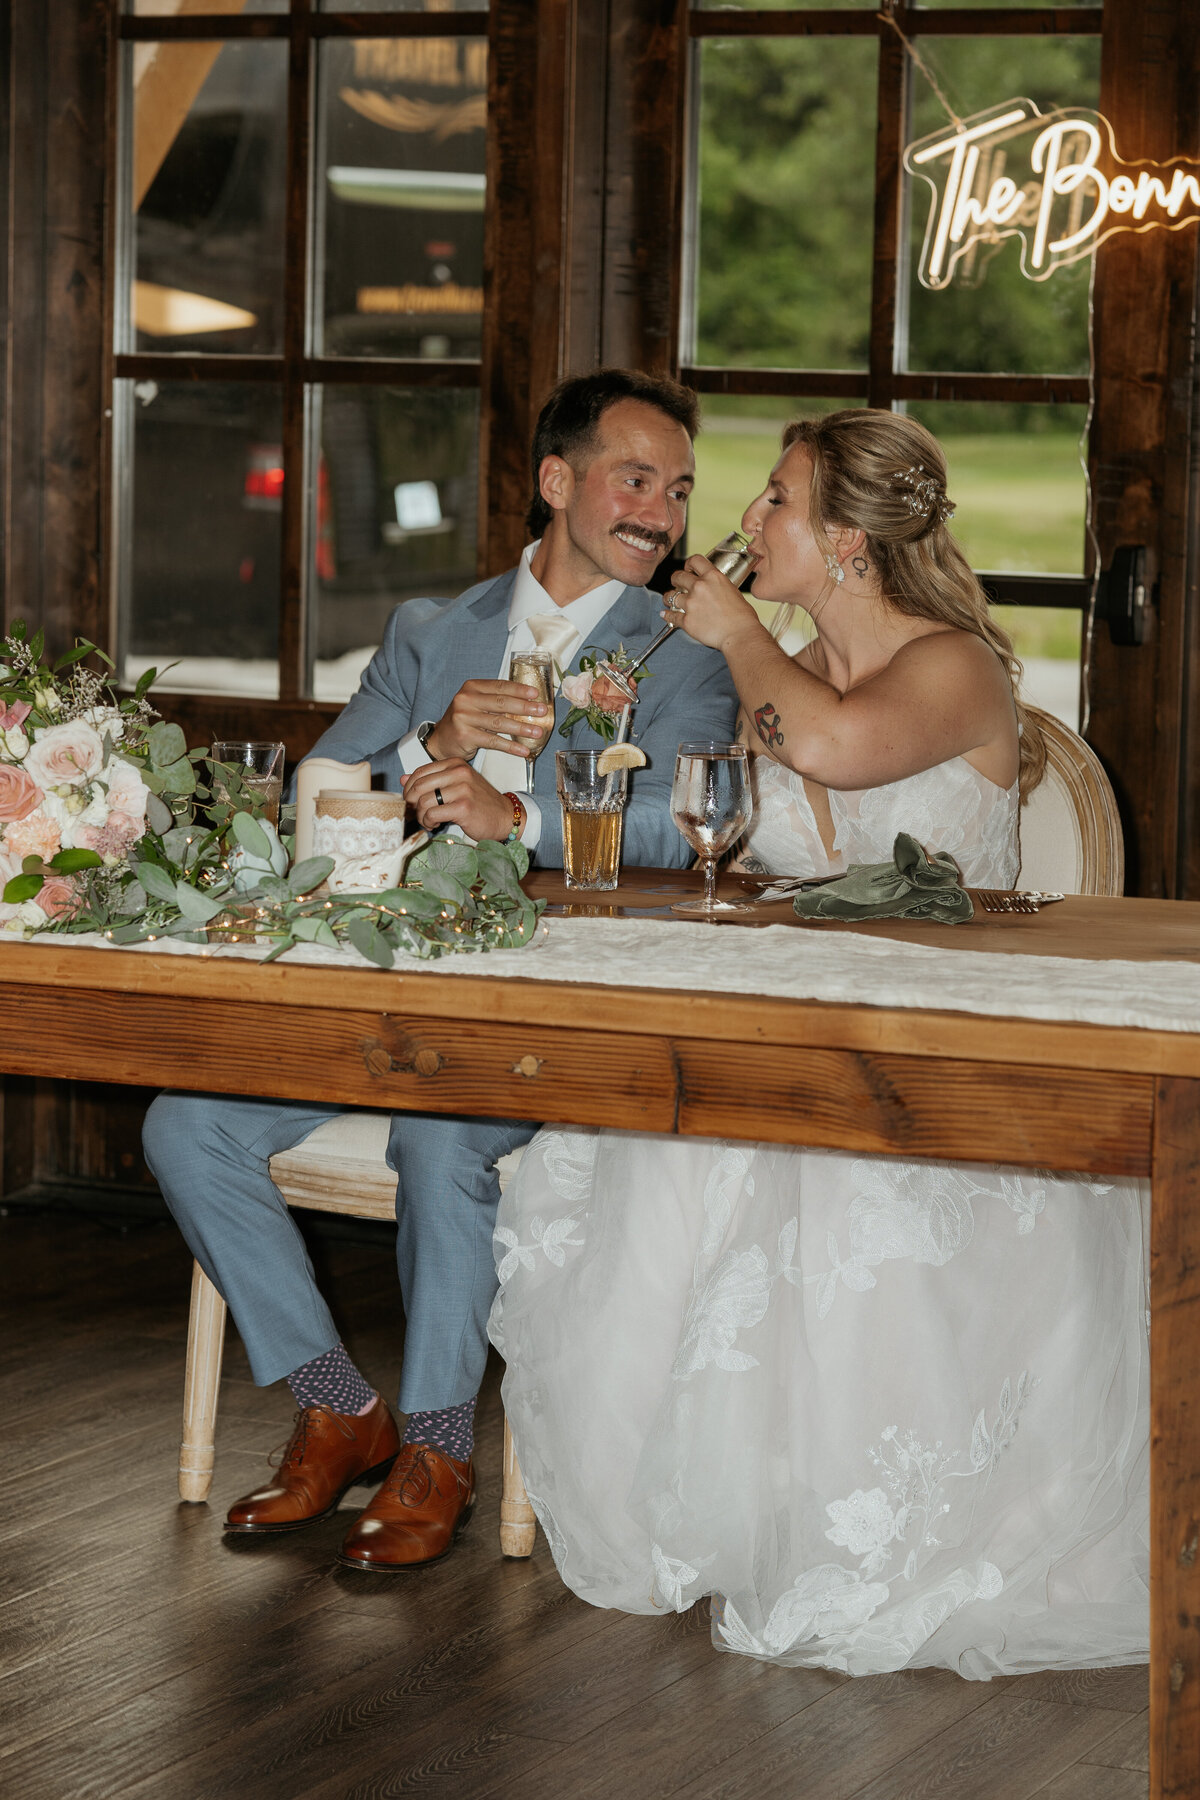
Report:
403,1397,476,1463
287,1343,376,1416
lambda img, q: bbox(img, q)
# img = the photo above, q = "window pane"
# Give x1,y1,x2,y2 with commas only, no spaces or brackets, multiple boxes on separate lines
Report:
904,38,1100,375
119,380,283,697
317,1,488,11
132,2,285,13
692,1,869,9
906,401,1088,573
917,0,1092,10
990,605,1081,729
690,36,877,370
128,40,287,354
309,386,479,702
906,400,1086,727
316,37,487,359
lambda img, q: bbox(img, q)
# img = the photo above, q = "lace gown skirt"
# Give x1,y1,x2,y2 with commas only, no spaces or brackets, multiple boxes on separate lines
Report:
491,1131,1149,1675
489,755,1150,1676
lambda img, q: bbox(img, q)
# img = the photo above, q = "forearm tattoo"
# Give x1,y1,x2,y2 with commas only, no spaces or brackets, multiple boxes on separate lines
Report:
753,702,784,749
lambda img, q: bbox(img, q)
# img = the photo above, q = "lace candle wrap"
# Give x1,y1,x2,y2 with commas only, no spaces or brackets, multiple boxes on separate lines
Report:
312,791,424,894
293,756,370,863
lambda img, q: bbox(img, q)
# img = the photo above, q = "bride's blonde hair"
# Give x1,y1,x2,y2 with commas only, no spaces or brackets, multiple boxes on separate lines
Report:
780,409,1046,798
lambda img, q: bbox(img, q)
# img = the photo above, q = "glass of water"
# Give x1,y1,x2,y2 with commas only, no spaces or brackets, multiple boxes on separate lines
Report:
670,741,753,915
210,741,285,827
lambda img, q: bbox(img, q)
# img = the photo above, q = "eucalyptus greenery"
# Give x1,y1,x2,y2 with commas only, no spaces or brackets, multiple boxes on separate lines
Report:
1,624,544,963
100,818,543,965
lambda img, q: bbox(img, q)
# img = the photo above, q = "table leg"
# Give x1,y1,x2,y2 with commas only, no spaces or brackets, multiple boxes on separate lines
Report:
1150,1076,1200,1798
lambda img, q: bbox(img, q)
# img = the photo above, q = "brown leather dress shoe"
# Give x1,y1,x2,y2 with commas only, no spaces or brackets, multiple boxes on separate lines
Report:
224,1397,401,1534
337,1442,475,1571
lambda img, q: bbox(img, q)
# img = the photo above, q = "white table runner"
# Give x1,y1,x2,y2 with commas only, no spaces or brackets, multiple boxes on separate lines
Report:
22,916,1200,1038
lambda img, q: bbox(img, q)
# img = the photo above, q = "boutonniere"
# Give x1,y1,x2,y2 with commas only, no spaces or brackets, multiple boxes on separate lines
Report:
557,647,652,743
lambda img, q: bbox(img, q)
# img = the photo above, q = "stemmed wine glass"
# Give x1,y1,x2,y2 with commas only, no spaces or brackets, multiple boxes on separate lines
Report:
508,650,556,795
670,741,754,915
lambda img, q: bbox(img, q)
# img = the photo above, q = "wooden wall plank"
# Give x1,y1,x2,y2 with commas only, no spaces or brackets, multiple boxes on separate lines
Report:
5,0,108,656
1087,0,1200,897
600,0,689,376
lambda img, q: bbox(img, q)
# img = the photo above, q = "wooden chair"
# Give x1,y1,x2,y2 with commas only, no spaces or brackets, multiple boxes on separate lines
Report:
179,1116,536,1556
1019,705,1124,897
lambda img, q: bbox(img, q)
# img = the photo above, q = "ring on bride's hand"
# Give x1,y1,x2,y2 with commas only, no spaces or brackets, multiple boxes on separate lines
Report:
666,591,686,613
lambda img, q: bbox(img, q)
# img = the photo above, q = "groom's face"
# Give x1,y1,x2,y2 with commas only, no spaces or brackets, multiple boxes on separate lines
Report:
540,399,694,592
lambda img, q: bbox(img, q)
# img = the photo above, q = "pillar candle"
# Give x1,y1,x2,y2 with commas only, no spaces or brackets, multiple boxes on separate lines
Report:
293,757,370,864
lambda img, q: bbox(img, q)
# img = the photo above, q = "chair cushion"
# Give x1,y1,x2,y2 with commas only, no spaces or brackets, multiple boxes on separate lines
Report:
1018,764,1083,893
267,1112,527,1215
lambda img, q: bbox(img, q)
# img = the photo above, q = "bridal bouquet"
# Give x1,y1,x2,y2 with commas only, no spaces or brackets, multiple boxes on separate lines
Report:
0,623,542,961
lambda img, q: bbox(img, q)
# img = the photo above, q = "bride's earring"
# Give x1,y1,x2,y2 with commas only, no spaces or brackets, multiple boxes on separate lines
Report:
824,552,845,586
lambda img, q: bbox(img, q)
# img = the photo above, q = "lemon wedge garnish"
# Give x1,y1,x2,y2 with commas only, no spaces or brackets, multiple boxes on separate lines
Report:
596,744,647,774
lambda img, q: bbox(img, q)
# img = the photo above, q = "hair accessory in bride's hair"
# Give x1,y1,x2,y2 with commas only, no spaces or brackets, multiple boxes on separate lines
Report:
894,463,955,527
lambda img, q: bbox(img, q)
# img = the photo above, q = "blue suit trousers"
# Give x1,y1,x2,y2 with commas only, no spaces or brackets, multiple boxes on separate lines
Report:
143,1093,538,1411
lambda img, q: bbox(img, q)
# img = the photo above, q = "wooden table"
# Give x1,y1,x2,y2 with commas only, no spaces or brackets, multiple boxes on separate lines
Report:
1,874,1197,1798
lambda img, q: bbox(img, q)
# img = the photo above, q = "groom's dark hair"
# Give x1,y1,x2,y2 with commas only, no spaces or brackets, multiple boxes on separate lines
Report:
525,368,700,537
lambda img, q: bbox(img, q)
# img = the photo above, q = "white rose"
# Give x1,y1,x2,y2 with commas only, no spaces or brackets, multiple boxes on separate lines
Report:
0,847,22,894
0,898,50,934
38,782,107,849
105,756,149,825
0,725,29,761
24,720,104,788
80,705,126,743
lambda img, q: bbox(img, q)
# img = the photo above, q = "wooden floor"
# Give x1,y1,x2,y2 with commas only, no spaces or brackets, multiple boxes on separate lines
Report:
0,1206,1150,1800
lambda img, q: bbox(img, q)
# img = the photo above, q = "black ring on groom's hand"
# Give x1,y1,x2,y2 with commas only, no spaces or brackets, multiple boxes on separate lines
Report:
434,786,445,806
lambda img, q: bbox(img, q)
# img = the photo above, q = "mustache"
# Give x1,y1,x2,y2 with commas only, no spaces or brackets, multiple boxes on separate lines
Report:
610,524,673,549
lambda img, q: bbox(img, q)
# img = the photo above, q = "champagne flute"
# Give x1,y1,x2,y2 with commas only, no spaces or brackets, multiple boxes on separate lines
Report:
670,741,754,915
508,649,555,796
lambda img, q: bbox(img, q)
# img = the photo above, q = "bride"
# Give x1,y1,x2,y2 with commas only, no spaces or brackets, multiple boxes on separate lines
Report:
489,409,1149,1678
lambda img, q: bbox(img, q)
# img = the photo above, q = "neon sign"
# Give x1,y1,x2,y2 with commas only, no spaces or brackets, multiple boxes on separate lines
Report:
904,99,1200,288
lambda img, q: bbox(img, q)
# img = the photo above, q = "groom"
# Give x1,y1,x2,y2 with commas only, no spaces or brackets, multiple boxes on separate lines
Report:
144,367,737,1571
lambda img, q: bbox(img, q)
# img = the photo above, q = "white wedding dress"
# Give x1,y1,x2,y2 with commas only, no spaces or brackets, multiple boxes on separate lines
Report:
489,754,1150,1678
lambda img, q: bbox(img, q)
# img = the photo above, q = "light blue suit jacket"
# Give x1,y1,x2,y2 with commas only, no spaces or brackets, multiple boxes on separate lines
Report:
307,569,739,869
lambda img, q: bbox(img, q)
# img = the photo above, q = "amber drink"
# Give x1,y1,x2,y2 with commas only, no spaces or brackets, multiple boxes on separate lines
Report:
556,750,628,890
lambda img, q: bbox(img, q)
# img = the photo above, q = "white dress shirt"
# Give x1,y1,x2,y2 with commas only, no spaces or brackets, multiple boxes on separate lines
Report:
397,541,627,849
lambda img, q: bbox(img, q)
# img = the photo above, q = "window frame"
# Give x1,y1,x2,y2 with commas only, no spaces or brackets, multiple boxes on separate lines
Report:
108,1,492,706
679,1,1104,612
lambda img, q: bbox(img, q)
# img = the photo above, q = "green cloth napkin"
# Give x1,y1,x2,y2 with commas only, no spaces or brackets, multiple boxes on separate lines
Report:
792,832,974,924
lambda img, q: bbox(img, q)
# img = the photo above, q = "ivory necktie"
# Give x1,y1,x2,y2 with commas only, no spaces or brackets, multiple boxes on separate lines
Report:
478,611,580,794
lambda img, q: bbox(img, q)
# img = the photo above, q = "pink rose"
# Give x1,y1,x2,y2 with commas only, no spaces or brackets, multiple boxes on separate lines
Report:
35,875,79,920
0,762,42,823
561,671,594,708
23,720,104,788
0,700,31,730
5,810,62,861
590,672,633,715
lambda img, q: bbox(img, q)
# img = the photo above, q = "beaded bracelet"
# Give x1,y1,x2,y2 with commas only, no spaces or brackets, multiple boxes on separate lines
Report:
502,791,526,843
